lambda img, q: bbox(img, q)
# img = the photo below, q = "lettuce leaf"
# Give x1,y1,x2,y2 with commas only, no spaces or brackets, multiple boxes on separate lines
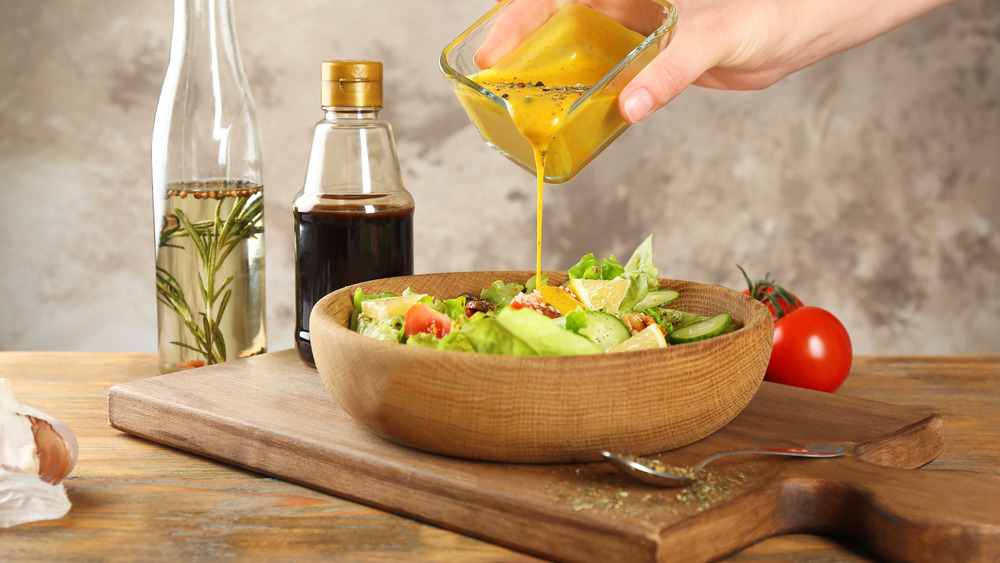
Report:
525,274,548,292
442,296,467,320
351,288,399,330
619,235,660,313
407,330,477,353
460,316,539,355
567,253,625,280
496,307,601,355
357,314,406,343
481,280,524,311
618,273,646,314
623,234,660,289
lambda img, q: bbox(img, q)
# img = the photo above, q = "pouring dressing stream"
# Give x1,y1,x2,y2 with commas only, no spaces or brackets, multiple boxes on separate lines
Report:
469,5,645,282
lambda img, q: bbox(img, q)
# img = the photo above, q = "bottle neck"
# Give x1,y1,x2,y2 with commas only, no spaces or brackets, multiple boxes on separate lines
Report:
171,0,241,72
297,104,409,203
154,0,262,188
322,107,383,120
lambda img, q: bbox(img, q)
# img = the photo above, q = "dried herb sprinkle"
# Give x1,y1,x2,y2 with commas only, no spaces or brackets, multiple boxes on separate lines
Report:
546,463,749,524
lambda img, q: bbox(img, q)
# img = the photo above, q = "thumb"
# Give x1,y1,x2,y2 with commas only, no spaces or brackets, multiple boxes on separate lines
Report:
619,34,716,123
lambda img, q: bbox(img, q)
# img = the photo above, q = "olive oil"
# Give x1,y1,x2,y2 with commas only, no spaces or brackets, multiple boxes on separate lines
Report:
152,0,266,373
155,180,266,373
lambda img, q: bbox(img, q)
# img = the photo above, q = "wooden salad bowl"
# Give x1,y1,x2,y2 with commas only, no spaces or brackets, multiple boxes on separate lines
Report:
310,271,774,463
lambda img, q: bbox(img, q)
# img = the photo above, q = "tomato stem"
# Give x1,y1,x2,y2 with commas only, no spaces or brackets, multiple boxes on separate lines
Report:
736,265,800,320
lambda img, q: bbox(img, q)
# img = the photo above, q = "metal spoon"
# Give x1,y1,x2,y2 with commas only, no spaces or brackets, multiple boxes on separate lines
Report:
602,444,846,487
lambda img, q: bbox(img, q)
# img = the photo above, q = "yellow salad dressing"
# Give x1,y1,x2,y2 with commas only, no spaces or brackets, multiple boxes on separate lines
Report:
470,5,644,284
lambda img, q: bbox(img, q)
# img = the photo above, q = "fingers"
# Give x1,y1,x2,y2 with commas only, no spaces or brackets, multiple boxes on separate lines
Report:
475,0,558,69
619,28,718,123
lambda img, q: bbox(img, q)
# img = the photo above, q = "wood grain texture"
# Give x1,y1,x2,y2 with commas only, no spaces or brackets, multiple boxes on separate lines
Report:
105,349,1000,562
2,352,998,562
310,271,773,463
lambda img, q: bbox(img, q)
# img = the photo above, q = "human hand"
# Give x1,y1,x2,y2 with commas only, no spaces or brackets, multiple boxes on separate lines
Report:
475,0,954,124
620,0,956,123
475,0,666,69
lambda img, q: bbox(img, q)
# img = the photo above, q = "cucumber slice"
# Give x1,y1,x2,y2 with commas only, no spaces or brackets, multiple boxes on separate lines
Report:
632,289,680,311
668,313,732,344
565,310,632,350
654,309,708,330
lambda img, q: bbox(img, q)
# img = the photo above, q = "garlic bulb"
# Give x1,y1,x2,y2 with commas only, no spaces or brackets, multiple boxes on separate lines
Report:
0,378,77,527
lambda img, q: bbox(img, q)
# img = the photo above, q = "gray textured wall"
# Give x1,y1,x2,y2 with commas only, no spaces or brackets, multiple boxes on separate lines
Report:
1,0,998,355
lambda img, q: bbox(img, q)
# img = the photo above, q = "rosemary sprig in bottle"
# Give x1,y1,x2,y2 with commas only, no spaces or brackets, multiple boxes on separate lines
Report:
156,185,264,366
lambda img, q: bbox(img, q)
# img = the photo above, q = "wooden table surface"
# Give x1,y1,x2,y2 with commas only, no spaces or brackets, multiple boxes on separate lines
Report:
2,352,998,562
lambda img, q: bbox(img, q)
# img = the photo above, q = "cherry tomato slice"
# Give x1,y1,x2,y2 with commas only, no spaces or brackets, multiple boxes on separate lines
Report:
404,303,452,338
509,292,561,319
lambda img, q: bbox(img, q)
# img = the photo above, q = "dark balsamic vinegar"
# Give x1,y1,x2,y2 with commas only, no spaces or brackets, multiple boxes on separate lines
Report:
294,62,413,366
294,203,414,365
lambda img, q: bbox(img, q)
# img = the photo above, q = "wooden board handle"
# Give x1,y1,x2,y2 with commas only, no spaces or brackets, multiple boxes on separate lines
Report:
782,457,1000,562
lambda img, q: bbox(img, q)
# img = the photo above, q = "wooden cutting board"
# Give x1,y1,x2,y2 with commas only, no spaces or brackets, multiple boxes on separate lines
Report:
107,349,1000,563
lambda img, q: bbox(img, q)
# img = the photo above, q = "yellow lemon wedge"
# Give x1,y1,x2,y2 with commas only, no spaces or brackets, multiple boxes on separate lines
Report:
360,294,424,322
606,324,668,353
539,285,584,316
568,278,630,316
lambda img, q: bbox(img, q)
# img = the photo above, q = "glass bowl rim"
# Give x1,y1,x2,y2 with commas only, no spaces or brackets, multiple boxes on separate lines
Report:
439,0,678,113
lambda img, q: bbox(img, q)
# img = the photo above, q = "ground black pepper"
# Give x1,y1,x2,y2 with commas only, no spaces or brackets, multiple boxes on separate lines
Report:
483,80,592,104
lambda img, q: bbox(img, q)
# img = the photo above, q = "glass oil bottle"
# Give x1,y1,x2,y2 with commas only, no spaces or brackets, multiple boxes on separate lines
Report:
293,60,414,366
151,0,266,373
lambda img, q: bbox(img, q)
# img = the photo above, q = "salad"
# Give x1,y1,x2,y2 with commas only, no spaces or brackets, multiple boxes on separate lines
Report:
351,235,739,356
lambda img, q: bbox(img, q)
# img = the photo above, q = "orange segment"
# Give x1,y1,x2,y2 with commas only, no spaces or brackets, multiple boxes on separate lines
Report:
539,285,584,316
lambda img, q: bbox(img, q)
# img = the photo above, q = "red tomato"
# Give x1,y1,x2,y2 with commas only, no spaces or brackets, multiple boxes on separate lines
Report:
509,291,560,319
766,306,852,392
404,303,452,338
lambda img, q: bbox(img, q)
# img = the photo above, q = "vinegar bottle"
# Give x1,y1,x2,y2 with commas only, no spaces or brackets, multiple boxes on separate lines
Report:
293,60,415,366
151,0,266,374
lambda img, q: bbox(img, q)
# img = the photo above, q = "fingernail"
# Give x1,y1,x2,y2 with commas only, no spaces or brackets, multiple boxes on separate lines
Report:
623,88,654,123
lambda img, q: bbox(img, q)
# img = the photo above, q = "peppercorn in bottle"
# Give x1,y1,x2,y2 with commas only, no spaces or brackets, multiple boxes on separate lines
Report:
151,0,266,374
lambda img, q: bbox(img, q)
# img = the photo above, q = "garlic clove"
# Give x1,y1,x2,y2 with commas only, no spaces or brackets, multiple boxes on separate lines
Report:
0,378,76,528
29,411,78,485
0,379,78,485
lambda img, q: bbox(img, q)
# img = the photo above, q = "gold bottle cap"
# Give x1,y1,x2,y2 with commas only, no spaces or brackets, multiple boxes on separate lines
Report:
321,60,383,108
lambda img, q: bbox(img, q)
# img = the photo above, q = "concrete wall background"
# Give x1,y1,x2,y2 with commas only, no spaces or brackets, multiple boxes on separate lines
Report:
1,0,998,355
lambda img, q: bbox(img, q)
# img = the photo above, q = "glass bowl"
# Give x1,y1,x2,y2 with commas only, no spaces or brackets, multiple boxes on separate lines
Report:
440,0,678,183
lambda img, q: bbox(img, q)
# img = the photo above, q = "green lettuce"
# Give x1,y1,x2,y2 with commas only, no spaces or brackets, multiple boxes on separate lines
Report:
481,280,524,311
525,274,548,292
460,316,539,355
567,253,625,280
351,234,671,354
623,234,660,288
460,307,601,356
619,234,661,313
356,313,406,343
442,296,467,321
407,330,477,353
351,288,398,330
